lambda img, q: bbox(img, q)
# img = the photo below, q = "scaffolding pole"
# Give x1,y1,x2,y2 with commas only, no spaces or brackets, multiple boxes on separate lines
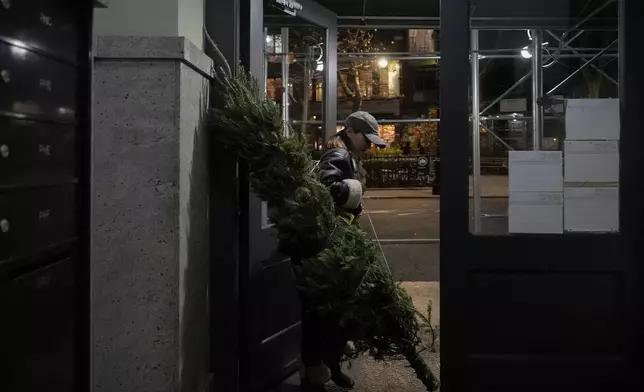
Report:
281,27,290,137
334,53,615,61
263,28,269,96
546,30,618,86
471,29,482,233
546,38,618,96
480,71,532,115
292,115,543,126
301,46,311,135
531,29,544,150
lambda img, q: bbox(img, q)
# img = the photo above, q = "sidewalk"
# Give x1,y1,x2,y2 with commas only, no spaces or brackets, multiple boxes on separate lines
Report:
364,175,508,199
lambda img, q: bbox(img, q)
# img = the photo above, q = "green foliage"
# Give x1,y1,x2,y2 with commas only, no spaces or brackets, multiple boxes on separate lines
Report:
366,147,403,157
209,54,438,391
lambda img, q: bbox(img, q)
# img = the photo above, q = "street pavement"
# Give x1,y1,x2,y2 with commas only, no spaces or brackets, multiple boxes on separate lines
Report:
362,197,510,240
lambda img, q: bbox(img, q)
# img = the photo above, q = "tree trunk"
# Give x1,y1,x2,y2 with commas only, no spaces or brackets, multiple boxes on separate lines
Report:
404,347,440,391
337,71,353,98
347,66,363,112
582,68,603,98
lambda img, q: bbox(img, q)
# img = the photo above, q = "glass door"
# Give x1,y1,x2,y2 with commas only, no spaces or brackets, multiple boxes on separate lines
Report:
239,1,338,390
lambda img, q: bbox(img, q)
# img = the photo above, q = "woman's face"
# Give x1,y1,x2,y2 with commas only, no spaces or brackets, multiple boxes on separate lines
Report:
347,129,371,153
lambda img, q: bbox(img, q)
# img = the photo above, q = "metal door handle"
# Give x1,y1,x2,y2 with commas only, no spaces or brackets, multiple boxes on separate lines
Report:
1,69,10,83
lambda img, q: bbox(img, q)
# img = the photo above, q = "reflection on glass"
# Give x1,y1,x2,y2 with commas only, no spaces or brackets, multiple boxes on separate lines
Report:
468,4,620,235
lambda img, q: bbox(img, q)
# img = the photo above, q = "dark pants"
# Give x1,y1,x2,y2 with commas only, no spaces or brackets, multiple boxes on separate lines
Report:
300,309,347,374
292,262,346,375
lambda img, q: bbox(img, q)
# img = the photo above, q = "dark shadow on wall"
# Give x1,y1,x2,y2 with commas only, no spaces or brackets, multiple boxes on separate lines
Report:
179,78,213,392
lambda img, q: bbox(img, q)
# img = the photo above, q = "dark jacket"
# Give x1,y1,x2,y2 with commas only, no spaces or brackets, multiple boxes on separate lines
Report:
319,137,364,216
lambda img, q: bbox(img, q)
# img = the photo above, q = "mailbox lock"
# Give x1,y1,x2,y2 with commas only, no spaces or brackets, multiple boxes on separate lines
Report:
1,69,10,84
0,219,9,233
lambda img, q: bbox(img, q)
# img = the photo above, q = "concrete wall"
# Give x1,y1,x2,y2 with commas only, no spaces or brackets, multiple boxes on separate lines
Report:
93,0,204,49
92,36,212,392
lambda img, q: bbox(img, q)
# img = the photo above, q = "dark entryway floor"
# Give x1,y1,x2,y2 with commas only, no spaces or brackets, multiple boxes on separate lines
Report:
270,349,440,392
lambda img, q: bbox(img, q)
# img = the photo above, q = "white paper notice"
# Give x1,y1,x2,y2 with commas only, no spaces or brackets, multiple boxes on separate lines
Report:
509,151,563,192
509,191,563,234
565,99,620,140
564,187,619,232
564,140,619,183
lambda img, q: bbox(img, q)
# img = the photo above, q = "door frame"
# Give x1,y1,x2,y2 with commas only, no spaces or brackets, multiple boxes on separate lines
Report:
439,0,644,390
205,1,338,391
263,0,338,140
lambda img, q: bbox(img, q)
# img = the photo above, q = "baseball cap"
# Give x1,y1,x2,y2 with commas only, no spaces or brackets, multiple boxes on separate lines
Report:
345,111,386,148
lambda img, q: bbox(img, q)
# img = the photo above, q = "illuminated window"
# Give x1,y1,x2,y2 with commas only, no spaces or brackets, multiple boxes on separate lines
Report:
378,124,396,145
408,29,436,53
315,83,323,101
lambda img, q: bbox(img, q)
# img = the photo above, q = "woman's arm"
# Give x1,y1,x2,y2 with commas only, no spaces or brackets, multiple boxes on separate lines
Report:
319,148,363,209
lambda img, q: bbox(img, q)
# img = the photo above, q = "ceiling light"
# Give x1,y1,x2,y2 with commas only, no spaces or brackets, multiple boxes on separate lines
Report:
521,46,532,59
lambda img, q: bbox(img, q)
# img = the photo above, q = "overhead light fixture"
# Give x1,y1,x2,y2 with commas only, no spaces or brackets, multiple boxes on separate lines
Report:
378,58,388,68
520,42,550,59
521,46,532,59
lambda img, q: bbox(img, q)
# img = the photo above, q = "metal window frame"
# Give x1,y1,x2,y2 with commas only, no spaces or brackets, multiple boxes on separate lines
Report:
276,0,338,141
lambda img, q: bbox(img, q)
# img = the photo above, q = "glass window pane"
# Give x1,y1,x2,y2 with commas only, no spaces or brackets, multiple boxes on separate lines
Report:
468,5,620,235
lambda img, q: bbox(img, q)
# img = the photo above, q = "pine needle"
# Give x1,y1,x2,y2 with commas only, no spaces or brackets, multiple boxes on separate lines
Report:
209,54,439,391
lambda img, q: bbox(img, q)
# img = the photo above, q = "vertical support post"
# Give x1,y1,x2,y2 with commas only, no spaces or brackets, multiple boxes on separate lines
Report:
531,29,544,150
439,0,470,388
281,27,290,136
471,29,482,233
204,0,242,389
301,46,311,135
264,28,268,96
324,24,338,142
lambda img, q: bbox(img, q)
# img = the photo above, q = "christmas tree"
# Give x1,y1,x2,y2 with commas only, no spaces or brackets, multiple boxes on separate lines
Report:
209,44,439,391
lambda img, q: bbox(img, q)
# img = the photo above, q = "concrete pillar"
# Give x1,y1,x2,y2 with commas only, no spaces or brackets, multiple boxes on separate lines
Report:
91,1,211,391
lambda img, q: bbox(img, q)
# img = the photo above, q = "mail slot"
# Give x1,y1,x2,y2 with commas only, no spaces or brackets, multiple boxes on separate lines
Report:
0,41,77,121
0,185,76,262
0,0,79,61
0,117,76,188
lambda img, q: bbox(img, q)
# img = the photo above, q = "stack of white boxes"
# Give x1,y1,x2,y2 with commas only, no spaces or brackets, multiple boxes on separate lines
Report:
563,99,620,232
508,151,564,234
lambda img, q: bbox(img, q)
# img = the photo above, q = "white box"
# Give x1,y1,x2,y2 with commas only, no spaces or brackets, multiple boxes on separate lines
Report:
509,151,563,192
565,99,620,140
509,191,563,234
564,140,619,183
564,187,619,232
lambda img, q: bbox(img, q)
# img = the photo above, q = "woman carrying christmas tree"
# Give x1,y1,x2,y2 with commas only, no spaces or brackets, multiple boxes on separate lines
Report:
299,111,386,391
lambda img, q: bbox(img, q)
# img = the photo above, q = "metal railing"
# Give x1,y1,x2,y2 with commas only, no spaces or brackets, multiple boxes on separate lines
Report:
363,155,437,188
362,155,509,189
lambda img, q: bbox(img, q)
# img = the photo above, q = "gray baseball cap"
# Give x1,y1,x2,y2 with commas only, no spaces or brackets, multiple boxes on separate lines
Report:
345,111,386,148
